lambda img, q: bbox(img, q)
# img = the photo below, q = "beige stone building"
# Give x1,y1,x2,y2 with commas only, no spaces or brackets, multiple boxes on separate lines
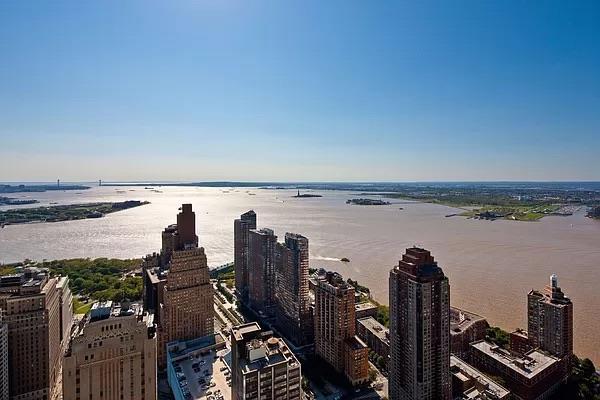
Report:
141,204,214,368
62,301,157,400
0,268,62,400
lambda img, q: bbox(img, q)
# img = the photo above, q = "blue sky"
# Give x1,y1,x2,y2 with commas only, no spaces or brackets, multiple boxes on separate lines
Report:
1,0,599,182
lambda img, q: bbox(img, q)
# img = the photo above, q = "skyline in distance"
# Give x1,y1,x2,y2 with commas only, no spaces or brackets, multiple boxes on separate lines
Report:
1,1,599,182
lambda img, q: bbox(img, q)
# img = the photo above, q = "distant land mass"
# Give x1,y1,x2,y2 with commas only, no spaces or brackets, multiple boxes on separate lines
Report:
0,200,149,226
0,184,89,193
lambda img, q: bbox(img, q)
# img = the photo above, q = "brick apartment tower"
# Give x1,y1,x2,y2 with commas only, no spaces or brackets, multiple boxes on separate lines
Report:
157,204,214,367
528,274,573,360
234,211,257,301
0,269,62,400
247,228,277,317
313,271,369,386
389,247,451,400
274,233,313,345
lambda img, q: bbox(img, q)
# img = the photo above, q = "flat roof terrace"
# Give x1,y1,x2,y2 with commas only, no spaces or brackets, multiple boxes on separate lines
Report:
470,340,558,380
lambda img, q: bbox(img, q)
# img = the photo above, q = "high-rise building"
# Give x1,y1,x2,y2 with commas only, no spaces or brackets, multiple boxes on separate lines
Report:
527,274,573,359
274,233,313,345
231,322,302,400
63,301,157,400
141,204,214,368
234,210,257,301
0,268,62,400
313,270,369,386
0,316,8,400
247,228,277,317
389,247,451,400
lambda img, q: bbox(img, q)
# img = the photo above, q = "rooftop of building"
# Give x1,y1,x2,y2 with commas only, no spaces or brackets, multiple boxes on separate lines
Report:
232,323,300,374
313,269,352,290
394,247,446,280
0,267,51,296
344,335,369,351
239,335,299,374
470,340,559,379
357,316,389,343
231,322,262,342
167,333,230,400
451,355,510,399
355,302,378,312
450,307,488,334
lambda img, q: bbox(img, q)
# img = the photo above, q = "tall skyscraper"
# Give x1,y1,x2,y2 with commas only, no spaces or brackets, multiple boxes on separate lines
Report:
248,228,277,317
63,301,157,400
274,233,313,345
528,274,573,359
313,270,369,386
231,322,302,400
234,210,257,301
141,204,214,368
389,247,451,400
0,268,62,400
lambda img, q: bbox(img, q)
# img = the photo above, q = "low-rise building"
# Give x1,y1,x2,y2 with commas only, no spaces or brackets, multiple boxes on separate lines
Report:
166,333,229,400
63,301,157,400
451,355,510,399
355,302,378,320
231,322,302,400
450,307,488,359
470,340,566,400
356,316,390,365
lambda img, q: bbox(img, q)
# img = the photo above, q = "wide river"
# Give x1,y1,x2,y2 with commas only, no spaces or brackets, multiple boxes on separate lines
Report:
1,186,599,363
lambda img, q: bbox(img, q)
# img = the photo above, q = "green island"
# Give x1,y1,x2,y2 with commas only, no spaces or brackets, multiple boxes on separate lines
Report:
0,200,149,225
0,258,142,314
382,192,571,221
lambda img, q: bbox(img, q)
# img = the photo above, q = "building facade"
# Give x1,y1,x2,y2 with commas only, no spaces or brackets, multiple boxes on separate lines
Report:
274,233,313,345
0,317,8,400
141,204,214,368
0,269,62,400
313,271,369,386
234,211,257,301
56,276,74,350
247,228,277,317
231,323,302,400
389,247,451,400
63,302,157,400
356,316,390,365
450,307,488,360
